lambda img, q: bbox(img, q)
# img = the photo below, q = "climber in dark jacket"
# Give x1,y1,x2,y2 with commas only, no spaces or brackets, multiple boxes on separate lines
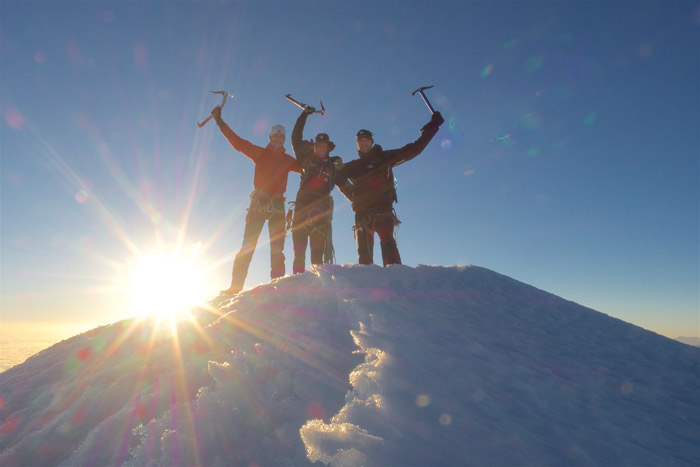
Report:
289,106,350,274
337,111,444,266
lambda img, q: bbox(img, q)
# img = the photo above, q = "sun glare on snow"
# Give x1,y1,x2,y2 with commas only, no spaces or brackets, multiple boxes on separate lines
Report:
127,250,207,319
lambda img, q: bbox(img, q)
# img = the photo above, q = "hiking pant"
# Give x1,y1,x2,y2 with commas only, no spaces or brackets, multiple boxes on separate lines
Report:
229,196,286,291
354,209,401,266
292,195,332,274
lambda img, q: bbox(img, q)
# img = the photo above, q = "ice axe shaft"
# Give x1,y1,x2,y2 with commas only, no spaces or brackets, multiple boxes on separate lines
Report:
198,90,234,128
285,94,325,115
412,85,436,114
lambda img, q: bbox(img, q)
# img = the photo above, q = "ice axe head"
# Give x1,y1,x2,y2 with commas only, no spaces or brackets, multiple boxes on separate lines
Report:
412,85,436,114
412,86,434,96
211,90,233,106
286,93,325,115
197,90,234,128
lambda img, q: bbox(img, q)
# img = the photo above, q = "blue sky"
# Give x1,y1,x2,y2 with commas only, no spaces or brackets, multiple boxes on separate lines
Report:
2,1,698,339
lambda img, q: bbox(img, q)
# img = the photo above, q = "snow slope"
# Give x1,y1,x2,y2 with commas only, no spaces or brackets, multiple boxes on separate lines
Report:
0,265,698,466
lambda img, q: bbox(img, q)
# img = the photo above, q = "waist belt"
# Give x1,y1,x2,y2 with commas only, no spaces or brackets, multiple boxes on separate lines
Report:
249,189,285,218
251,189,285,202
353,207,401,232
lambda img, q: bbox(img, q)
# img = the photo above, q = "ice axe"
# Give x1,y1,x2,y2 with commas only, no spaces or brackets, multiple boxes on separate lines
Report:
197,90,234,128
285,94,325,115
412,85,436,115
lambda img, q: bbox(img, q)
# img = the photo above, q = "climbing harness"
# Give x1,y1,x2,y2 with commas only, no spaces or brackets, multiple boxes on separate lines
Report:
353,207,402,244
247,189,285,221
353,207,401,231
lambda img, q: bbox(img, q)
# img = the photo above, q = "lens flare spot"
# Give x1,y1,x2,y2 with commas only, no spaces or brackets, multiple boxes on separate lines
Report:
66,39,84,66
133,42,149,67
440,139,453,150
307,402,325,419
75,189,88,203
557,33,574,43
481,64,493,79
522,113,543,131
193,339,209,355
464,169,476,177
149,210,162,223
102,10,116,23
552,140,567,150
253,117,271,137
527,148,540,157
34,51,47,63
70,409,86,426
64,356,80,373
133,402,148,419
583,112,597,126
91,335,106,352
638,45,653,59
4,170,23,187
492,133,511,143
3,105,25,130
620,382,634,395
416,394,431,407
76,347,92,361
1,414,21,436
525,56,544,73
439,413,452,426
12,235,29,249
503,39,517,49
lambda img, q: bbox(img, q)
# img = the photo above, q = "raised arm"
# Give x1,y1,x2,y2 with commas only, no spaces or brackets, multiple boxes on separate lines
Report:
212,106,264,161
380,111,445,167
291,109,315,167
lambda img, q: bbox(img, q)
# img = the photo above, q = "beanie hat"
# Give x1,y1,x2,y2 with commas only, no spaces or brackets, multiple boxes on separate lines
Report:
269,124,286,138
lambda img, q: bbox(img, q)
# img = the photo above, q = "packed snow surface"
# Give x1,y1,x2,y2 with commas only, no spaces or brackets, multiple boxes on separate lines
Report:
0,265,698,466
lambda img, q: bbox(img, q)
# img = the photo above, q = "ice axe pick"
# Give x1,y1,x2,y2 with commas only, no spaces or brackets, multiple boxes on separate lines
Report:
285,94,325,115
198,90,234,128
412,85,436,115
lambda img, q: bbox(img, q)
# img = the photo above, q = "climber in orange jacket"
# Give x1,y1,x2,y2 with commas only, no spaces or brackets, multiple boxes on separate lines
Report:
211,105,300,295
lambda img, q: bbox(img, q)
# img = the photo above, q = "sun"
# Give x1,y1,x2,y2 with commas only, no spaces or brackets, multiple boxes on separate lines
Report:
127,250,208,320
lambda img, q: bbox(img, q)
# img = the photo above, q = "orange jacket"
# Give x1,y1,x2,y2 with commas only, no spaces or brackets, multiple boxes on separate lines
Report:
219,122,300,196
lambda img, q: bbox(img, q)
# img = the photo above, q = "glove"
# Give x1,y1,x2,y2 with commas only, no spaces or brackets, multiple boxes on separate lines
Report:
303,106,316,115
430,111,445,127
421,111,444,133
211,105,223,124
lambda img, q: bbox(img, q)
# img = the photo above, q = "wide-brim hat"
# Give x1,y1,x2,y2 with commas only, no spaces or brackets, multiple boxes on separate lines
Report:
314,133,335,153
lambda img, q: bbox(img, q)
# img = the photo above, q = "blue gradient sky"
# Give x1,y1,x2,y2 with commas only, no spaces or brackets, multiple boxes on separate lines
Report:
2,1,698,339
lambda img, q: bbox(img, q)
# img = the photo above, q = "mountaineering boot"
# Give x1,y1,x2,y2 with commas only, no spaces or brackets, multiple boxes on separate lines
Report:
219,285,241,296
220,276,244,295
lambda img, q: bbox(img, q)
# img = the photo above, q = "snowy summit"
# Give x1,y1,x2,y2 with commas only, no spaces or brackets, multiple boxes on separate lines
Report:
0,265,698,466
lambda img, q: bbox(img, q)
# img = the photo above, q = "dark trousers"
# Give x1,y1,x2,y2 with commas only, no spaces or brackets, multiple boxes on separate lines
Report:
292,196,332,274
354,209,401,266
229,198,286,291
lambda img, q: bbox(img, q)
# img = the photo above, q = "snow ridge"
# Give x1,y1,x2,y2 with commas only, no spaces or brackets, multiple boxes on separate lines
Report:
0,265,698,466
